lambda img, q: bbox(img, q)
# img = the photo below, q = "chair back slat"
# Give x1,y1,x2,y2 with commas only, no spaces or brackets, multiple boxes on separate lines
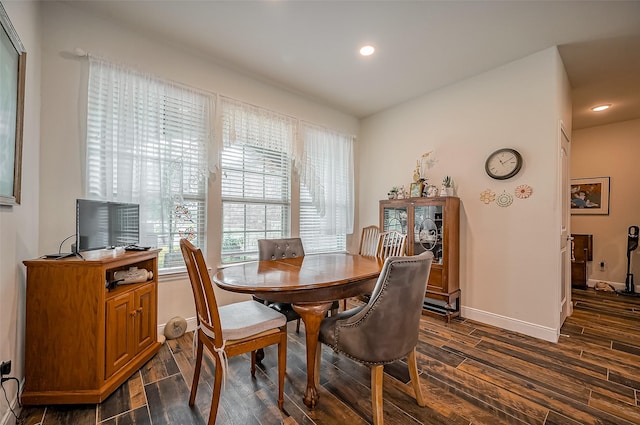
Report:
359,225,380,257
180,239,223,346
377,231,407,258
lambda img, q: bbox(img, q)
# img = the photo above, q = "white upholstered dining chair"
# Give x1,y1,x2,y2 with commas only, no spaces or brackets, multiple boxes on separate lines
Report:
180,238,287,425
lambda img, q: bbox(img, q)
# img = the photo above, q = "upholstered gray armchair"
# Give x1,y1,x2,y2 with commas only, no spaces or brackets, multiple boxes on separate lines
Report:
258,237,305,261
257,237,340,332
318,250,434,425
257,238,305,331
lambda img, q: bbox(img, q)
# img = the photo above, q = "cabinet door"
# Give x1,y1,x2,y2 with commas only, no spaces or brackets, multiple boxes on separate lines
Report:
381,205,409,234
413,204,444,264
105,292,134,379
133,283,156,354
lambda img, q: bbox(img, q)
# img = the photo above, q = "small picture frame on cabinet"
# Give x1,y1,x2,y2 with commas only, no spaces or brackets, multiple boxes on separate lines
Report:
410,182,422,198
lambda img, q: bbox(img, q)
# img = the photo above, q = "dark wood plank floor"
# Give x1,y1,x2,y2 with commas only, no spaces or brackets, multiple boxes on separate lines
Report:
19,289,640,424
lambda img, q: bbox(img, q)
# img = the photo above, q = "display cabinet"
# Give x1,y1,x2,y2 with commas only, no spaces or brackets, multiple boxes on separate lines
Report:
380,197,460,320
22,250,161,405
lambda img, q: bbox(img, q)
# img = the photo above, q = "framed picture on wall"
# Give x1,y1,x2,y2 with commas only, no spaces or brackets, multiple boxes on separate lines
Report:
0,2,27,206
570,177,610,215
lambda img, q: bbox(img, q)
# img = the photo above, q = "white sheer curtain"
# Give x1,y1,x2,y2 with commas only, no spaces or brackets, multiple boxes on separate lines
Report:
299,122,354,236
219,96,297,159
86,57,212,269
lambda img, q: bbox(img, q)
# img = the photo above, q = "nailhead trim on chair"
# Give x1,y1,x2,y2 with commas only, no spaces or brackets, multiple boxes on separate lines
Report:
327,256,426,366
270,243,300,260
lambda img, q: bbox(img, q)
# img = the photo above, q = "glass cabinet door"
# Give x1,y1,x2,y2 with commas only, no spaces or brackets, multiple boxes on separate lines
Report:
413,204,444,264
382,206,408,234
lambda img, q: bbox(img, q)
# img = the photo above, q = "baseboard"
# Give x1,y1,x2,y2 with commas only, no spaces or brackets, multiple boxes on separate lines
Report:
157,316,197,337
0,378,25,425
461,306,559,343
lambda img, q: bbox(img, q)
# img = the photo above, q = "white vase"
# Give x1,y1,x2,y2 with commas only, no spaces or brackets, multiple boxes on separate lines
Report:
440,186,453,196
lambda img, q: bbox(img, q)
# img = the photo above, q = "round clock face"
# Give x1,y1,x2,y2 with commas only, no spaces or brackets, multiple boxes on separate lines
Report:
485,148,523,180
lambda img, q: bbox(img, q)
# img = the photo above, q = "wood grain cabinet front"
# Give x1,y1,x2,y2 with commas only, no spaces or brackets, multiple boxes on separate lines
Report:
105,282,156,379
22,250,161,405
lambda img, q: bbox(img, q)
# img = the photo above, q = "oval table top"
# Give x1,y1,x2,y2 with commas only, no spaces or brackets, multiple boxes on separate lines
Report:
213,253,384,304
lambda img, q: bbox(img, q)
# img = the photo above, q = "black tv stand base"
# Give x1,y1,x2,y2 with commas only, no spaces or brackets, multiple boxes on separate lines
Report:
43,252,84,260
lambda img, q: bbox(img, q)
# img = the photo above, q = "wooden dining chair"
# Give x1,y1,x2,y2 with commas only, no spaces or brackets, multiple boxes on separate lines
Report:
343,225,381,310
354,230,407,306
317,251,434,425
377,230,407,258
180,239,287,425
359,225,381,257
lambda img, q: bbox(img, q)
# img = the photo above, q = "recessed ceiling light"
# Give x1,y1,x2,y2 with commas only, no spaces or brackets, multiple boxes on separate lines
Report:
590,104,612,112
359,45,375,56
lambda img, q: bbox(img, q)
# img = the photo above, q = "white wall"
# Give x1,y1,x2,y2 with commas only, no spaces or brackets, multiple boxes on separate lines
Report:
39,2,359,329
571,118,640,290
359,48,571,341
0,2,41,424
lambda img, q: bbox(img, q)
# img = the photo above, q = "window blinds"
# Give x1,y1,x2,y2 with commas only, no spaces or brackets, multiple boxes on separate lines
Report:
86,58,211,270
220,97,295,263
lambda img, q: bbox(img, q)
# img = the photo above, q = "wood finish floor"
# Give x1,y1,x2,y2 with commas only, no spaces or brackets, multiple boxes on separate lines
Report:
18,289,640,425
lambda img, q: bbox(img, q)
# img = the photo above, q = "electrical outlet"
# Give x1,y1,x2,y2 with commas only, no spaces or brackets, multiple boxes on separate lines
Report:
0,360,10,375
600,261,606,271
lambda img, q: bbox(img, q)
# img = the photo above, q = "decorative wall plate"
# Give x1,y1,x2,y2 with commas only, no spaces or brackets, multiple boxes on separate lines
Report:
480,189,496,204
496,191,514,207
515,184,533,199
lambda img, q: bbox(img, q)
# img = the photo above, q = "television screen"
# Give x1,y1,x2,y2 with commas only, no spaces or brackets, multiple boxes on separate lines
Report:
76,199,140,252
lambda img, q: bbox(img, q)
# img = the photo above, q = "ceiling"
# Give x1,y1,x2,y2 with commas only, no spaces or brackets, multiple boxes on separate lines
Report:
62,0,640,130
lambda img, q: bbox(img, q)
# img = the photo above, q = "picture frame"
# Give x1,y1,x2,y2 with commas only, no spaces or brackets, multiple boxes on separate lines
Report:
570,177,610,215
410,182,423,198
0,2,26,206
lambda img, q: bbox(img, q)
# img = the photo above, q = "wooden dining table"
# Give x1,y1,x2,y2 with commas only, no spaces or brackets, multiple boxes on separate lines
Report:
212,253,385,408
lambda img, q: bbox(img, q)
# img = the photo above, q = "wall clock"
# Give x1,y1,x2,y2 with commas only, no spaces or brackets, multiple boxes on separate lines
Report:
485,148,523,180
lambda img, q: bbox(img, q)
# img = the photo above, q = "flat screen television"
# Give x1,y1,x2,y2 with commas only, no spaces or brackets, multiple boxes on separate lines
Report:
76,199,140,252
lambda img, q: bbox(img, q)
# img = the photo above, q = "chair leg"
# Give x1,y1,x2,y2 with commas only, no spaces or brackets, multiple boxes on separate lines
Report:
255,348,265,364
342,299,347,311
207,351,224,425
277,328,287,410
296,318,300,333
371,365,384,425
407,348,426,406
250,350,256,377
189,336,204,406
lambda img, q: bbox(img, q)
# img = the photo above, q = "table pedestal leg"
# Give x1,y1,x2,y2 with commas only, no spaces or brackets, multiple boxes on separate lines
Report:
292,302,333,409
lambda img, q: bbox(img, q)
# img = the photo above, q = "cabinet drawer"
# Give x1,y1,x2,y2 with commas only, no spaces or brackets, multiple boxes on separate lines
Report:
427,266,444,292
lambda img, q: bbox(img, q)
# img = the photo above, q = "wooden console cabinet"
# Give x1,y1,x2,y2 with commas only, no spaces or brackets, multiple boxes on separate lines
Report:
22,250,162,405
380,197,460,321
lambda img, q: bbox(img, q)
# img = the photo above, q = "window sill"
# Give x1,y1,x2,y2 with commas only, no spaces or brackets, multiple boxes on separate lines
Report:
158,268,188,283
158,266,213,283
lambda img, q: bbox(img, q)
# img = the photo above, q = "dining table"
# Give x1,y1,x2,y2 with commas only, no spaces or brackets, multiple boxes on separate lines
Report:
212,252,385,408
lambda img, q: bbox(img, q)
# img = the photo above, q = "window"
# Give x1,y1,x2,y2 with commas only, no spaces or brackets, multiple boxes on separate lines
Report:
220,97,295,263
299,123,354,253
85,58,211,271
